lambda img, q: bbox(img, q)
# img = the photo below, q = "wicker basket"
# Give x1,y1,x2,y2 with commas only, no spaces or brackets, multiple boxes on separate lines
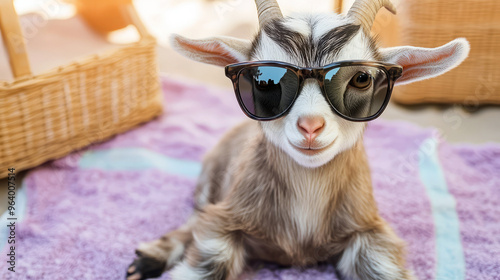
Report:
0,0,163,178
391,0,500,105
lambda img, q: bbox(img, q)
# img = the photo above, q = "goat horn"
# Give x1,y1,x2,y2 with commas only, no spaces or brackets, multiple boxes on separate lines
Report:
348,0,396,33
255,0,283,27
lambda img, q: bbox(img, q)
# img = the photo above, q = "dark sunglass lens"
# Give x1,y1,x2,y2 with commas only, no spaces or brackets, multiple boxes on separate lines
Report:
238,66,299,119
324,66,389,119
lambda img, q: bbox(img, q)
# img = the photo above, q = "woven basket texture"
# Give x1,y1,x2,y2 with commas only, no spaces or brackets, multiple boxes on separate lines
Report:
393,0,500,104
0,2,163,178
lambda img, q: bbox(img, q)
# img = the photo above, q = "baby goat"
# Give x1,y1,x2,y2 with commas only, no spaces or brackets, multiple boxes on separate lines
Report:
127,0,469,279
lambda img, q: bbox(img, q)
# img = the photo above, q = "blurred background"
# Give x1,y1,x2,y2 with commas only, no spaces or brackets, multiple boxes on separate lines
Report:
3,0,499,144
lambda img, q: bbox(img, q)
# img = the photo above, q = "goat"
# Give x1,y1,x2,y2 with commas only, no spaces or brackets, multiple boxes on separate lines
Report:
127,0,469,279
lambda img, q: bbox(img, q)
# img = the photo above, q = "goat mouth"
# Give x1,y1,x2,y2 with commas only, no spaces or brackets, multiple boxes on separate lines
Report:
289,140,335,156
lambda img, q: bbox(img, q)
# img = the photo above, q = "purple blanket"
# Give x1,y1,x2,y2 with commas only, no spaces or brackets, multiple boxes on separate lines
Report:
2,76,499,280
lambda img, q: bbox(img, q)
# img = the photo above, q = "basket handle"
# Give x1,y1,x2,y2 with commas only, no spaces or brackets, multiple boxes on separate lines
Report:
0,0,32,78
123,3,153,40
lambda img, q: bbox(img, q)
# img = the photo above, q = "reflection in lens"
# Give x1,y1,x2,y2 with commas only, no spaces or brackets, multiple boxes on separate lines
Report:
324,66,388,119
238,66,299,119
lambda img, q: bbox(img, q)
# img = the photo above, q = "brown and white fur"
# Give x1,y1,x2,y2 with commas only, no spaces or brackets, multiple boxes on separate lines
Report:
127,1,469,279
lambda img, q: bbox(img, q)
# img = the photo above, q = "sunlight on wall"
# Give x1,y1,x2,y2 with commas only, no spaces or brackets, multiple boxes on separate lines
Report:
134,0,333,45
11,0,334,45
14,0,75,19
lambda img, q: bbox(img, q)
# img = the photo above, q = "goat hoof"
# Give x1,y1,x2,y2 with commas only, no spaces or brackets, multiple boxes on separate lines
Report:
126,251,166,280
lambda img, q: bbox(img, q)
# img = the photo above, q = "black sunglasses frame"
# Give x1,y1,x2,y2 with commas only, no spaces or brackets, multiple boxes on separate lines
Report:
225,60,403,122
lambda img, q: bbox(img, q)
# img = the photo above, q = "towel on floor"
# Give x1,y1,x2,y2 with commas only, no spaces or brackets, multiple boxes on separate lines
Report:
1,76,499,280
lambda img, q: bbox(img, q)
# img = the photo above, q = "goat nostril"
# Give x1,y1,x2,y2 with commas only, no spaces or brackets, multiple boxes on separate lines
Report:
297,116,325,137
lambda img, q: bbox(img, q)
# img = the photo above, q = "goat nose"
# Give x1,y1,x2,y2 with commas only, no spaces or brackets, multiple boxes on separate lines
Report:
297,116,325,142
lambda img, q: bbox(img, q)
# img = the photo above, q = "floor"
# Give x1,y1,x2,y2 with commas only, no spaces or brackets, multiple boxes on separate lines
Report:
1,0,499,213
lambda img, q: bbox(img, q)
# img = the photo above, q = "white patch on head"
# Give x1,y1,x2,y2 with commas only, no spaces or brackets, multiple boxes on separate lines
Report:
253,13,374,168
253,31,295,63
338,233,402,280
310,13,354,42
282,16,312,37
336,30,375,62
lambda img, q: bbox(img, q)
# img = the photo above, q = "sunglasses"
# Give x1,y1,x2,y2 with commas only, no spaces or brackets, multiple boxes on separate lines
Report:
225,61,403,122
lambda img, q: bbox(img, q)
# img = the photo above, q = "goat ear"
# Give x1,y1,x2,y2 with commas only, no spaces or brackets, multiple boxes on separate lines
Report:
379,38,470,86
170,34,252,67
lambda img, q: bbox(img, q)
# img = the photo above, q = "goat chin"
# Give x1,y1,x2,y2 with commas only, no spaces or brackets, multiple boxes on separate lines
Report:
196,119,379,243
